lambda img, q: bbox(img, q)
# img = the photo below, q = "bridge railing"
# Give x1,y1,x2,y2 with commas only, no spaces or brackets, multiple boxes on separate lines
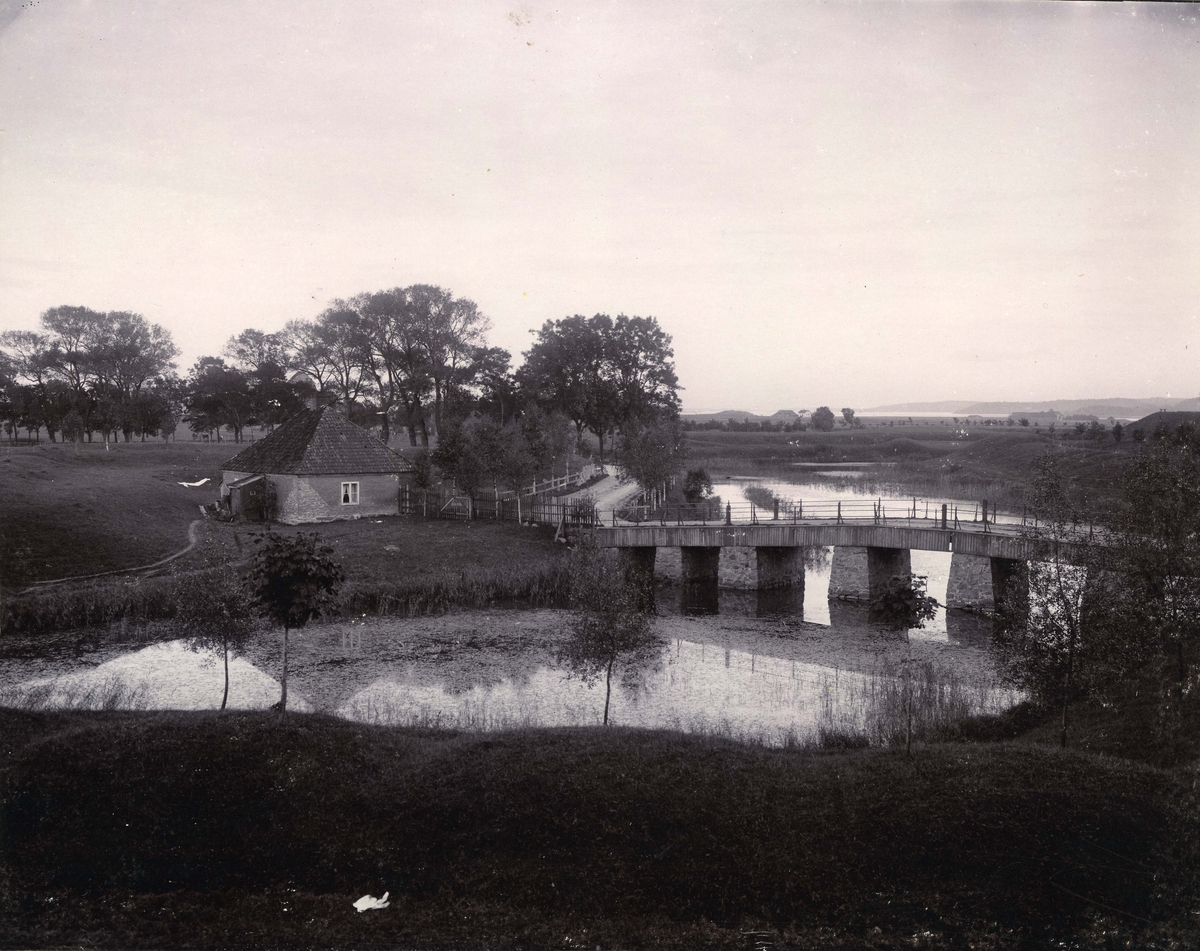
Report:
607,497,1002,529
399,485,1082,538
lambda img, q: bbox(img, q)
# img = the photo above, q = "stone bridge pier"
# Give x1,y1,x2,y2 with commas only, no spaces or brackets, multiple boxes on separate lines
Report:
620,546,657,588
945,553,1029,615
649,545,808,591
681,546,721,585
755,546,803,592
828,546,912,601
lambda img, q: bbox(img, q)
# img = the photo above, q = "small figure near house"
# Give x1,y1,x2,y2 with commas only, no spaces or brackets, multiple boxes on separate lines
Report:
219,407,414,524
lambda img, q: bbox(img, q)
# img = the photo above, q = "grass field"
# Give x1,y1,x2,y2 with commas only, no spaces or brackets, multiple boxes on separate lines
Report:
0,441,567,611
2,708,1196,949
0,441,232,590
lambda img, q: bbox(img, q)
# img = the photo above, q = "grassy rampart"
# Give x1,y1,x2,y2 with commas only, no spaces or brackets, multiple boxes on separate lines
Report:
1,709,1195,949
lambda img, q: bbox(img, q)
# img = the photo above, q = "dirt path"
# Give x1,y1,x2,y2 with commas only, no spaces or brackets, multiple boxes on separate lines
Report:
561,469,642,512
19,517,207,594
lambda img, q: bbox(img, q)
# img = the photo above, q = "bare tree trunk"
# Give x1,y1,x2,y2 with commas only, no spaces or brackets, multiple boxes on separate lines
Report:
906,683,913,759
221,634,230,711
279,625,289,714
604,657,614,726
1177,639,1187,711
1061,656,1072,748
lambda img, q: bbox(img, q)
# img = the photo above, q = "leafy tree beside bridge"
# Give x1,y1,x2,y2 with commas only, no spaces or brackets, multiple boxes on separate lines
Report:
996,446,1200,753
517,313,680,466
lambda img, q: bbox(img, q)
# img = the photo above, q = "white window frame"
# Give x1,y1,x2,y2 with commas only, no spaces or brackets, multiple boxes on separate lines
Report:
341,481,360,505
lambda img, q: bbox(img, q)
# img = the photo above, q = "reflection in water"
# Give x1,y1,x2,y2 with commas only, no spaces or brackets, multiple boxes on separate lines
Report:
680,583,720,616
755,586,804,619
1,619,1013,747
0,641,311,712
337,637,1017,746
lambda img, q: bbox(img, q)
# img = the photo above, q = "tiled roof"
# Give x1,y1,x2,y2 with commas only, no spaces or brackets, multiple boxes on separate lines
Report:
221,408,415,475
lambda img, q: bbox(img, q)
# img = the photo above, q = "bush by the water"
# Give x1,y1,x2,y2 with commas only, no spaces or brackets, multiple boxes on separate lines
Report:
337,561,573,617
1,571,213,636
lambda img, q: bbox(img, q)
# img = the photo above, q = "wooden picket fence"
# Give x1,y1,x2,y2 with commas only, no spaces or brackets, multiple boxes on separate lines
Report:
399,485,599,528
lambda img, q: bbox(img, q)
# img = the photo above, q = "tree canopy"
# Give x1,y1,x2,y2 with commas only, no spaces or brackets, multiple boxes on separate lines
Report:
0,306,179,443
517,313,680,466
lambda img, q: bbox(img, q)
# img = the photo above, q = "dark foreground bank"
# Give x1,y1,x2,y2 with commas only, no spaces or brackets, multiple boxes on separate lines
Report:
2,710,1197,949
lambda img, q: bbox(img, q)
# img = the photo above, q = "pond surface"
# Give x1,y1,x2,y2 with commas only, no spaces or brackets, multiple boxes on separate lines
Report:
719,474,1023,526
0,606,1015,746
0,476,1022,745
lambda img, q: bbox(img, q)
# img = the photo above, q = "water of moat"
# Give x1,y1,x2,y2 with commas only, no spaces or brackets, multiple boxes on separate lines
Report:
0,477,1018,745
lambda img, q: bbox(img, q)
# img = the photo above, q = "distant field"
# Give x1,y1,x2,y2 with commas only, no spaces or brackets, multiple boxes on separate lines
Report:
684,427,1030,464
684,429,1138,510
0,442,234,590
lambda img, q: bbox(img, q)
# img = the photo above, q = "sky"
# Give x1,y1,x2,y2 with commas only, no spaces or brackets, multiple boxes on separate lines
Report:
1,1,1198,413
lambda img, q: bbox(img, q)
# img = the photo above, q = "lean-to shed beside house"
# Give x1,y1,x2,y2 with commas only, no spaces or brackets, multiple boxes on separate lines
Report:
219,407,415,523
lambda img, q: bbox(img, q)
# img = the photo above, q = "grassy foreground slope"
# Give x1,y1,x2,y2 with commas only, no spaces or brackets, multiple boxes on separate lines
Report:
2,710,1197,949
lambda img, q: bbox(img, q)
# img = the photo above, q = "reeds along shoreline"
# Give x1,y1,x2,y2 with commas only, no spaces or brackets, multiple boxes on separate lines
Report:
0,675,148,712
2,562,574,636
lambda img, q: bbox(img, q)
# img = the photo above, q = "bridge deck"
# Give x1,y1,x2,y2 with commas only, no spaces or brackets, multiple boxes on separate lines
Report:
589,518,1076,561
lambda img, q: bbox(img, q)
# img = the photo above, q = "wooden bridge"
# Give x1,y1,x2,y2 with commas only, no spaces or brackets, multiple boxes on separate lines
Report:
586,499,1090,613
398,487,1091,613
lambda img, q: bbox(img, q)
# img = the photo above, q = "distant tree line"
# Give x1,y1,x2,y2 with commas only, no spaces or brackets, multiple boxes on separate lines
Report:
0,306,181,443
1,292,683,496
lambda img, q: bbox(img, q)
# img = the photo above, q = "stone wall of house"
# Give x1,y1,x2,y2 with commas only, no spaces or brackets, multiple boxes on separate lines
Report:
275,473,403,524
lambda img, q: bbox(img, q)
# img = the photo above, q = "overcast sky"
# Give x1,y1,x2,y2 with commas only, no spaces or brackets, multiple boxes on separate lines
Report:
1,1,1197,413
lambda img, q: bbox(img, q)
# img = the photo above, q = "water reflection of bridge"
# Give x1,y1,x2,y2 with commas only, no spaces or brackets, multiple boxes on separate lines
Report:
663,584,995,646
589,520,1084,613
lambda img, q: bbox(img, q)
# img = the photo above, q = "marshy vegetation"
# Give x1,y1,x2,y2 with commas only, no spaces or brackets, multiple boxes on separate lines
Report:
2,558,573,636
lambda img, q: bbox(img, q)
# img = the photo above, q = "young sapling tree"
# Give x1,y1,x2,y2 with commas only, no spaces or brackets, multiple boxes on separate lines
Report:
559,545,660,726
176,565,258,710
246,531,344,714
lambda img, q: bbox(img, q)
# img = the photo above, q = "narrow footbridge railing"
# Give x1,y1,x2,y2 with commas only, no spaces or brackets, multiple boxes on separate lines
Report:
399,485,1092,540
611,498,1016,532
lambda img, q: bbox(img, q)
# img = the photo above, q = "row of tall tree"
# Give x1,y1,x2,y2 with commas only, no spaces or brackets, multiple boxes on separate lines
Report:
0,306,180,443
2,293,684,495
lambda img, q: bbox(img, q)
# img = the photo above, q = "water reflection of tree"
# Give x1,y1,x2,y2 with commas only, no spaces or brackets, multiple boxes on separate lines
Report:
804,546,832,572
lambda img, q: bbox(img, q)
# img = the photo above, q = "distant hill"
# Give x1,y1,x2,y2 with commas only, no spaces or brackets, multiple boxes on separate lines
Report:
683,409,800,423
863,398,1186,420
862,401,976,413
1127,410,1200,435
683,410,762,422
